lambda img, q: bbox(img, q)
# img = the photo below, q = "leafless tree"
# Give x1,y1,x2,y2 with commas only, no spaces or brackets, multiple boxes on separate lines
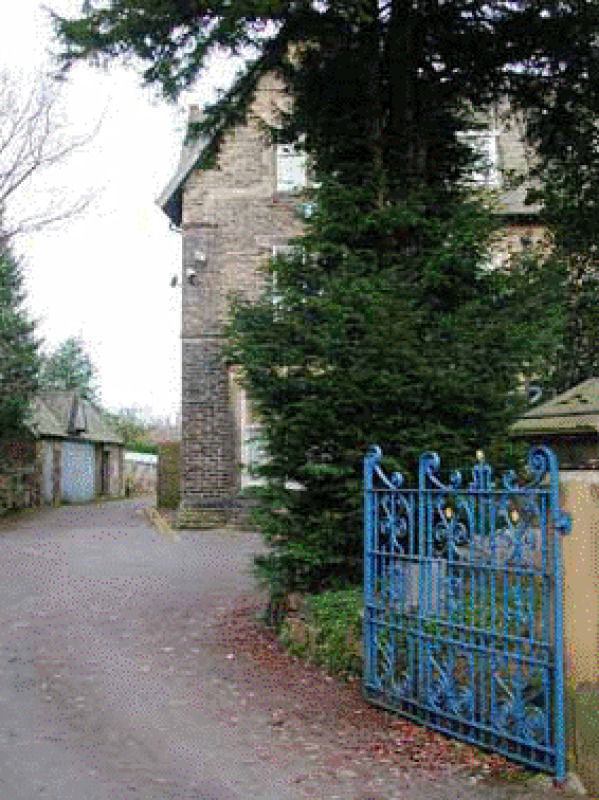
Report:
0,69,96,241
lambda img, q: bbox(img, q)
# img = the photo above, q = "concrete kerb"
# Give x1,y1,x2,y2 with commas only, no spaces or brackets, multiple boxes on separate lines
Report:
176,524,254,537
143,507,181,543
144,506,254,540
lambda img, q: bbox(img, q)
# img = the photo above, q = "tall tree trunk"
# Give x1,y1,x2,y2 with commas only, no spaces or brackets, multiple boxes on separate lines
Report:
386,0,419,194
367,0,386,207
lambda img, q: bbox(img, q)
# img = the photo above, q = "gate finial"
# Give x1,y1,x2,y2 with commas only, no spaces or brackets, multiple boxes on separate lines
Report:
418,451,440,490
528,446,572,536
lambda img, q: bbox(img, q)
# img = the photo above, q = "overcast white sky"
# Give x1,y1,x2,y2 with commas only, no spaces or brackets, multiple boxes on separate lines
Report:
0,0,237,421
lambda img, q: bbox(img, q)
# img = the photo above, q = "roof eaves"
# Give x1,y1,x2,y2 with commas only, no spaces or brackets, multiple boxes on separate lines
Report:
25,392,124,445
156,135,208,228
510,378,599,436
511,417,599,436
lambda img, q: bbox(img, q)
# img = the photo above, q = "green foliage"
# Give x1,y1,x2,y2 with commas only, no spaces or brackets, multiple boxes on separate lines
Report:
232,183,551,596
280,588,363,676
548,253,599,394
0,240,39,435
53,1,599,184
527,101,599,397
53,0,599,595
520,26,599,398
507,245,599,399
108,407,159,454
39,335,99,400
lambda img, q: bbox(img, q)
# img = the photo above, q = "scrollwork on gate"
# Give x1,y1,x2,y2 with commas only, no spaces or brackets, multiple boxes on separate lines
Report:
364,444,569,777
494,671,550,748
426,641,475,720
379,491,413,555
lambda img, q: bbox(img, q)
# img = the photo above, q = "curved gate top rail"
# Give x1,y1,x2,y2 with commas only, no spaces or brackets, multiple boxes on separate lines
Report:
363,446,571,779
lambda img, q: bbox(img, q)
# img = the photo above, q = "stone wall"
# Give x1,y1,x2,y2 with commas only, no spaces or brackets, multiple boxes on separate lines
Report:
179,75,303,522
95,444,124,498
157,442,181,509
0,437,39,512
559,473,599,794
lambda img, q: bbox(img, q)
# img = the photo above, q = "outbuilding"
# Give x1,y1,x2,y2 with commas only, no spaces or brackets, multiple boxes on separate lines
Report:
28,391,124,504
510,378,599,470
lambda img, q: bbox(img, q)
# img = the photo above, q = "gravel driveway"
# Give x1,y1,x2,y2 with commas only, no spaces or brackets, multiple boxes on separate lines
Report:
0,499,578,799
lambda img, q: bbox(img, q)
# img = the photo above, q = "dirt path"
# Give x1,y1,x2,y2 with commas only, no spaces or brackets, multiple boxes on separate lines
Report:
0,501,576,799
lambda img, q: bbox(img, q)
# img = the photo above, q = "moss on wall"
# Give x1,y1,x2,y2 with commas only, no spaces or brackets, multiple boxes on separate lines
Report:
157,442,180,509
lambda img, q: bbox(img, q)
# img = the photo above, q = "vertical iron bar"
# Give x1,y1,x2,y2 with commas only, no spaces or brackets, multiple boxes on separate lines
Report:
418,457,428,708
552,493,567,782
543,447,571,781
490,490,497,729
364,447,378,687
541,493,549,645
516,503,524,755
362,446,570,778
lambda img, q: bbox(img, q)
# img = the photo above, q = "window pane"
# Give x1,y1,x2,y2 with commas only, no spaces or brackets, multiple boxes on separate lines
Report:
276,144,308,192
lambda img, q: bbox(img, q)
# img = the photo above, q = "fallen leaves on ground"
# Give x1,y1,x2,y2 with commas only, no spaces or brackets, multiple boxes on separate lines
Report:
144,591,529,787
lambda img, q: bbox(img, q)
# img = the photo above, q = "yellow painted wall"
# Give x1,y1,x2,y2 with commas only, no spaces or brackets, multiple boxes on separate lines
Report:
559,473,599,790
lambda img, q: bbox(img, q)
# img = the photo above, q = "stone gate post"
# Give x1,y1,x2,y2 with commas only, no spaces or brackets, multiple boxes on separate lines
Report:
512,378,599,793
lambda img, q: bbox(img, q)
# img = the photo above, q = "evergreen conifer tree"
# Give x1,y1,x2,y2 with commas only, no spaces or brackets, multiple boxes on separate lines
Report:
528,101,599,396
228,180,541,595
0,238,39,435
52,0,599,595
40,336,99,400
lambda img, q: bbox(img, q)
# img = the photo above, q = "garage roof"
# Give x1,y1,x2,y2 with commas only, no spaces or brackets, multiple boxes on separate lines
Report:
27,392,124,445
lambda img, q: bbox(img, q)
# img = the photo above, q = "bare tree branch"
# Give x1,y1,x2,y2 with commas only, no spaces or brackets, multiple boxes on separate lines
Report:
0,69,99,241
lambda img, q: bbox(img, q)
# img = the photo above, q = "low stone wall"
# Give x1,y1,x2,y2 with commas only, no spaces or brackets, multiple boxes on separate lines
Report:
0,438,40,512
0,466,39,512
157,443,181,509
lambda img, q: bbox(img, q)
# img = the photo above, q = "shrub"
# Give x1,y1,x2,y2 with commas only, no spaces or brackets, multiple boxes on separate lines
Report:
280,587,363,677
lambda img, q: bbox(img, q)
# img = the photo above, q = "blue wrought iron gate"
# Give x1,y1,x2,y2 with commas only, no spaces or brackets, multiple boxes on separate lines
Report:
363,446,571,778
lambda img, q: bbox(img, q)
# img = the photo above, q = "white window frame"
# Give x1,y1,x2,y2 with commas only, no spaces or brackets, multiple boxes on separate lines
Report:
275,143,309,193
459,130,501,187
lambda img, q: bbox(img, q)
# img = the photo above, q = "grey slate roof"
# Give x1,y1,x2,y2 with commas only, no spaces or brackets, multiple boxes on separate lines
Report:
26,391,124,445
511,378,599,436
157,107,208,228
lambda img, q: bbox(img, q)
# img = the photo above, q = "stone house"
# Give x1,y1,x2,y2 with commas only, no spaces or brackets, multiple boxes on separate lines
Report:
158,74,305,525
0,391,124,511
474,105,545,262
158,80,542,525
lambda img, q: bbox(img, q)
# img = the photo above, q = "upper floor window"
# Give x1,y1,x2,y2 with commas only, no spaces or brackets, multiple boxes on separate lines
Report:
276,143,308,193
460,130,501,187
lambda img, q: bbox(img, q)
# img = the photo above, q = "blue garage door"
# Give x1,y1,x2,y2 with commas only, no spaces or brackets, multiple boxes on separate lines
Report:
61,441,95,503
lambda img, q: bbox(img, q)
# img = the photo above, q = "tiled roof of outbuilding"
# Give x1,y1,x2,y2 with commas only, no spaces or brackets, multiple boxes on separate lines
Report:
26,391,124,445
511,379,599,436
